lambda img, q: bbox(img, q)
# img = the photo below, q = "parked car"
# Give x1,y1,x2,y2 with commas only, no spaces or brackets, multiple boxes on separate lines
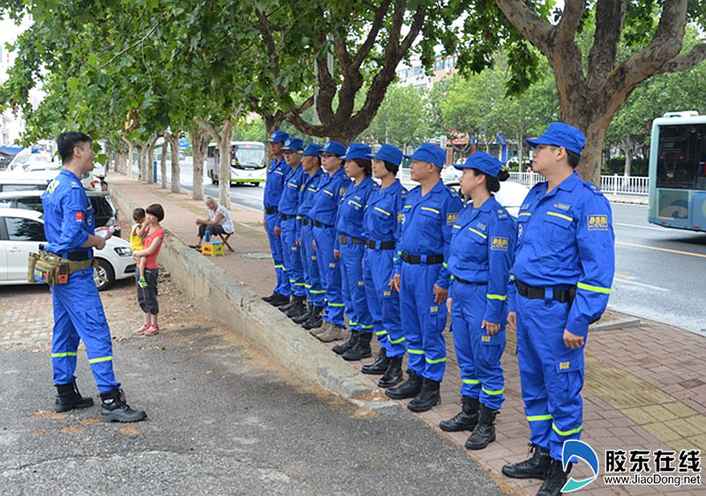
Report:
0,207,135,290
8,149,60,173
444,178,529,218
0,189,121,237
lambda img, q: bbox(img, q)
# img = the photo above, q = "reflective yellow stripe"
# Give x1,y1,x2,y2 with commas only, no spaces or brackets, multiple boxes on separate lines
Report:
442,262,448,269
349,321,359,326
361,325,374,330
274,264,285,269
350,200,363,208
468,228,487,239
462,378,480,385
51,352,78,358
552,423,583,436
374,206,391,216
88,356,113,364
389,336,406,344
527,414,553,422
425,357,447,364
294,282,307,287
309,289,326,294
420,207,440,214
519,212,532,217
408,349,425,355
577,282,612,295
328,303,345,308
375,330,388,336
486,294,507,301
482,387,505,396
547,211,573,222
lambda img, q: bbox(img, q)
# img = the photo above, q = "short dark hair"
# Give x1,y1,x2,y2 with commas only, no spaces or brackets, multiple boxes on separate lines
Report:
352,158,372,177
383,160,399,175
132,208,146,222
567,150,581,168
57,132,92,164
146,203,164,221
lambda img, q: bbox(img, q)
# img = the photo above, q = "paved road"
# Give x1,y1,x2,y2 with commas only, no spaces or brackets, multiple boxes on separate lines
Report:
149,162,706,334
1,282,501,496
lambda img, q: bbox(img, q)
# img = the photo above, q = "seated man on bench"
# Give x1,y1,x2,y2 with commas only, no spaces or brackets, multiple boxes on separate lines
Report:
194,197,234,249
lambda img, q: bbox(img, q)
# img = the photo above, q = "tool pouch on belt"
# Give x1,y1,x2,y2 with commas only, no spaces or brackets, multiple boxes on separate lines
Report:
27,250,71,285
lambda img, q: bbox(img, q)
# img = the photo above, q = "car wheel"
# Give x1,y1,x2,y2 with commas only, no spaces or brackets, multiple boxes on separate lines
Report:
93,258,115,291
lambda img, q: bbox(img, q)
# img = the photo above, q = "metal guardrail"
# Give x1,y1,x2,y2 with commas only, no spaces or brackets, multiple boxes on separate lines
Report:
510,172,649,196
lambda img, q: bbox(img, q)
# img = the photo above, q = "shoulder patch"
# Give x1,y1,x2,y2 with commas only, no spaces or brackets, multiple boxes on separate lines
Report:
490,236,509,251
46,179,59,193
71,181,82,189
447,212,457,224
587,214,609,230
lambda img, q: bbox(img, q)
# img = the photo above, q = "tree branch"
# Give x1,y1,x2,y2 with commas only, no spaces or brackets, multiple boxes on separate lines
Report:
100,22,160,69
587,0,625,89
351,0,392,69
494,0,555,55
555,0,585,46
656,42,706,73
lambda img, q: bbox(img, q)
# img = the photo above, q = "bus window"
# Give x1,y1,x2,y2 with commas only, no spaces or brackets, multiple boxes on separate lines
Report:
207,145,217,158
231,144,265,169
656,124,706,190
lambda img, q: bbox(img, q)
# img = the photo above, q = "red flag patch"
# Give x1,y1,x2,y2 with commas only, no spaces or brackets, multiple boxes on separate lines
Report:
75,211,85,221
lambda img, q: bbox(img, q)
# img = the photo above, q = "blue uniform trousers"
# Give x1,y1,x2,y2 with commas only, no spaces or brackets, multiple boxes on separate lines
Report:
516,294,584,461
280,218,305,297
449,281,505,410
50,269,119,393
363,249,405,357
300,224,325,306
313,226,344,326
399,262,447,382
265,213,289,297
340,243,372,333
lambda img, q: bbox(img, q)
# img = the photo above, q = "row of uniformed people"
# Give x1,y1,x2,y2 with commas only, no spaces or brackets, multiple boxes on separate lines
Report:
262,123,615,496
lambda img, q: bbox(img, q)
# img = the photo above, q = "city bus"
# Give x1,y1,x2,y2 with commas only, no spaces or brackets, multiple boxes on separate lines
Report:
206,141,266,186
647,111,706,232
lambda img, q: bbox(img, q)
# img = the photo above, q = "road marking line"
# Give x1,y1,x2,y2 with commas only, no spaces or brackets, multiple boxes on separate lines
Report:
615,222,669,232
617,241,706,259
614,277,668,292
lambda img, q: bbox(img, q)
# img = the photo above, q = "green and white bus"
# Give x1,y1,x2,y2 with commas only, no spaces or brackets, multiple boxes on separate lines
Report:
648,111,706,232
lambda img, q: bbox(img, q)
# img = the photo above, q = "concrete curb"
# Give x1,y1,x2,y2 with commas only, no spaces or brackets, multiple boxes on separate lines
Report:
110,186,379,404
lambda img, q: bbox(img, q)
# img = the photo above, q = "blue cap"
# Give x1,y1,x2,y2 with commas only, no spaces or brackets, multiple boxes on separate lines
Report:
410,143,445,168
321,140,346,158
302,143,323,157
527,122,586,156
282,137,304,152
374,144,404,166
454,151,502,177
344,143,372,161
269,129,289,144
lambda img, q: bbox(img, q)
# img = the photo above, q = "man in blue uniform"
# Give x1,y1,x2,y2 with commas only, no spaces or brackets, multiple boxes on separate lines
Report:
42,132,145,422
502,123,615,496
292,143,326,329
262,130,291,307
276,137,308,319
386,143,463,413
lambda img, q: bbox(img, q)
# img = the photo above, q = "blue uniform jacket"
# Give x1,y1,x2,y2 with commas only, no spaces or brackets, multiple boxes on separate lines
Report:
263,157,290,209
41,169,94,258
277,164,305,227
511,172,615,338
336,176,375,240
395,179,463,289
363,179,407,243
310,167,349,228
297,168,323,239
448,195,517,324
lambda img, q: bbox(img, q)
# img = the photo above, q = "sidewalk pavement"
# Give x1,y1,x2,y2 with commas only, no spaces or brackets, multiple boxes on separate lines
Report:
109,175,706,496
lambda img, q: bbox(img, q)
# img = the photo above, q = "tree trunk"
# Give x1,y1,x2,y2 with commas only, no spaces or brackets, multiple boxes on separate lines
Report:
263,113,281,163
136,145,145,181
127,141,135,178
578,123,607,185
190,123,208,201
160,141,168,189
218,119,233,209
622,138,633,177
145,136,159,184
516,134,524,169
168,132,181,193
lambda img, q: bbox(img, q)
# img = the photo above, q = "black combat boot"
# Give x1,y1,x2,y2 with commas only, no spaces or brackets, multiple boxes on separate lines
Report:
278,296,296,312
332,331,359,355
55,380,94,413
502,444,551,480
286,296,308,319
342,332,372,361
385,370,423,399
537,460,572,496
377,356,403,388
262,291,282,304
270,293,290,306
361,348,389,375
439,396,479,432
293,303,316,324
465,404,498,450
100,389,147,423
407,378,441,412
302,310,323,330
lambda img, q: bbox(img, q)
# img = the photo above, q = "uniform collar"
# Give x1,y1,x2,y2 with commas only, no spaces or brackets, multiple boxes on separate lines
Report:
381,179,402,195
60,168,81,182
557,172,580,192
473,195,498,213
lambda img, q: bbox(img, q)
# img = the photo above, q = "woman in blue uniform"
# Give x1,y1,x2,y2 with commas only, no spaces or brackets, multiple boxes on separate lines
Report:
332,144,376,361
360,144,407,388
440,152,516,450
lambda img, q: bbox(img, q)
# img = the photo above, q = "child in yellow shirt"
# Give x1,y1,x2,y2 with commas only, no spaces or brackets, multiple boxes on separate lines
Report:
130,208,148,288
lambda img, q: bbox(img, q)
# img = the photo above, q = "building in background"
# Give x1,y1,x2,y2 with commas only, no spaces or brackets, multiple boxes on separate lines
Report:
396,53,457,89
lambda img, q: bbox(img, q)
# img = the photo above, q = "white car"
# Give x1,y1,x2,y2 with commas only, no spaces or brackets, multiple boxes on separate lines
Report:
0,207,135,291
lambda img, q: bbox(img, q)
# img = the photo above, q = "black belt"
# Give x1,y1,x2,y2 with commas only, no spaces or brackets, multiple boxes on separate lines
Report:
313,220,333,228
339,235,366,245
367,239,395,250
280,213,296,221
401,252,443,265
299,217,311,226
265,206,278,215
66,251,92,262
452,275,485,286
515,280,576,304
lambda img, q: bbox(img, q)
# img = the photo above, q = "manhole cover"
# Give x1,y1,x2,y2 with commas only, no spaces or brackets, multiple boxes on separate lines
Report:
242,252,272,260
